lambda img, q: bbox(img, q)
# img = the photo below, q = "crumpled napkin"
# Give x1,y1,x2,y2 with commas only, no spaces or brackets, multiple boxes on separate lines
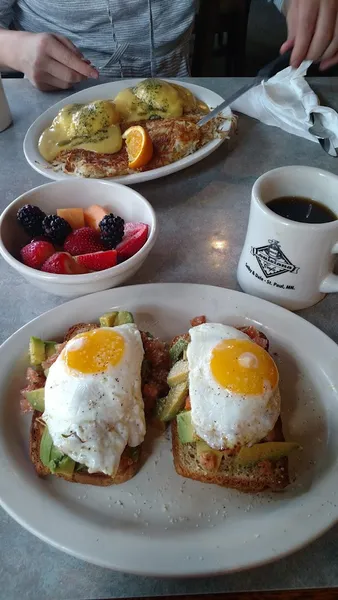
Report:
231,60,338,153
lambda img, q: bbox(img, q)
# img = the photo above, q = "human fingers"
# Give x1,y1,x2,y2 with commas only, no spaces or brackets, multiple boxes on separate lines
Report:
290,0,319,67
319,49,338,70
44,57,86,85
29,72,76,91
52,33,84,58
37,33,98,78
280,0,298,55
320,11,338,62
280,38,294,54
306,0,337,61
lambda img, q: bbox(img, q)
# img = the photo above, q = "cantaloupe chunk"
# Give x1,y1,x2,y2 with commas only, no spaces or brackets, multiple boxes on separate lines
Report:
57,208,85,230
84,205,109,231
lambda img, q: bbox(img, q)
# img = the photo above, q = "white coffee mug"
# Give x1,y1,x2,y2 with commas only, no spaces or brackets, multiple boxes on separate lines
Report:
0,75,12,133
237,166,338,311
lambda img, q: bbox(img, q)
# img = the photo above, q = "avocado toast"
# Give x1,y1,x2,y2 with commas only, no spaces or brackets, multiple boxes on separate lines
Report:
21,312,170,486
156,317,300,493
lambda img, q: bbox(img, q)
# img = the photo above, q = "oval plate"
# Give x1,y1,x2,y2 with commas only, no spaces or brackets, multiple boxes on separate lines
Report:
0,283,337,576
23,80,232,185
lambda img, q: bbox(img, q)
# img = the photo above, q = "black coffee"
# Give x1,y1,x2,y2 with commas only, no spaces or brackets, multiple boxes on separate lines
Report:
267,196,337,224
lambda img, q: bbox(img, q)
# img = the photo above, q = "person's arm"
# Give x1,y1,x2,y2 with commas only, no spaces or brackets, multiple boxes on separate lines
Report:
280,0,338,70
0,1,98,92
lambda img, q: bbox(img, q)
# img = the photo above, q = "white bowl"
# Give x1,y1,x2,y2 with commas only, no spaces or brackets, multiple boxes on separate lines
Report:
0,179,157,297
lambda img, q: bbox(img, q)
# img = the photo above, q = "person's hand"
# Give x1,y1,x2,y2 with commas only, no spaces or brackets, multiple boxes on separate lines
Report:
15,32,98,91
281,0,338,71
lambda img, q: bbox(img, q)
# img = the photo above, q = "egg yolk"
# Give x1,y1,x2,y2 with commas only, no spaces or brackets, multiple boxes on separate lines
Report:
64,329,125,374
210,339,278,395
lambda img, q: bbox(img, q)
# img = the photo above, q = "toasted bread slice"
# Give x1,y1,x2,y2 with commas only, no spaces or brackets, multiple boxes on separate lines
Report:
63,323,99,342
27,322,169,486
30,411,141,486
171,417,290,493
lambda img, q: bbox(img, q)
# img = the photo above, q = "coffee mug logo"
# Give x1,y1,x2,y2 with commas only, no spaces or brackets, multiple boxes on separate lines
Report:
251,239,299,279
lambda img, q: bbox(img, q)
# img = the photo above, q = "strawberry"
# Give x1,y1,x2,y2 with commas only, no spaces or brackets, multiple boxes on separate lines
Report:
41,252,89,275
20,240,55,269
116,223,149,261
74,250,117,271
64,227,105,256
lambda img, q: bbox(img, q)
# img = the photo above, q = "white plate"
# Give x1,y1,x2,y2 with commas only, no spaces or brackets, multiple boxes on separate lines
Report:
0,283,337,576
23,80,232,185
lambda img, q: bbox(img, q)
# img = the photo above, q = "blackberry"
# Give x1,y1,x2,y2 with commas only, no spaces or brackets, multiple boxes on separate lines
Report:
42,215,72,244
99,214,125,249
17,204,46,237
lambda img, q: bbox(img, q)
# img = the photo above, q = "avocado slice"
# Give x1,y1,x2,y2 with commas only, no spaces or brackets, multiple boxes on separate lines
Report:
115,311,134,326
169,338,189,364
40,426,53,467
29,336,45,366
39,426,75,474
196,441,223,472
167,359,189,387
26,387,45,412
236,442,301,466
157,381,188,422
49,444,65,473
125,445,141,462
177,410,196,443
99,311,118,327
53,455,76,475
45,341,57,358
75,463,88,472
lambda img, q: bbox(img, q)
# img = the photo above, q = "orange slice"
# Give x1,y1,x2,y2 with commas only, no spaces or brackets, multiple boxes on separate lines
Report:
122,125,153,170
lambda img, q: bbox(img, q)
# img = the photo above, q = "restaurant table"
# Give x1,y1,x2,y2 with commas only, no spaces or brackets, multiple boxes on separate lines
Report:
0,77,337,600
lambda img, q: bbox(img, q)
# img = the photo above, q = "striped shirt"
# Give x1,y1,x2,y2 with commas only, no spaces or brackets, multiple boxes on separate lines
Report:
0,0,284,78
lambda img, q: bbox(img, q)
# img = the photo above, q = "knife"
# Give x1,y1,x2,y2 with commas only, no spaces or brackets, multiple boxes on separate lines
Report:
198,50,292,128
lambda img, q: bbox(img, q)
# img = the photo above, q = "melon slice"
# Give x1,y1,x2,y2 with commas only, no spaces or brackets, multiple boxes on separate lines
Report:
57,208,85,230
84,205,109,231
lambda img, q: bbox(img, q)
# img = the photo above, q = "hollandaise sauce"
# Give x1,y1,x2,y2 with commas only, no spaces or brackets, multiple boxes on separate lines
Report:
114,78,209,123
39,100,122,162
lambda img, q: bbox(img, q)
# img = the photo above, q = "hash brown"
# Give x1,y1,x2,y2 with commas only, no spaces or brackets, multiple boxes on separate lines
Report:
52,116,228,179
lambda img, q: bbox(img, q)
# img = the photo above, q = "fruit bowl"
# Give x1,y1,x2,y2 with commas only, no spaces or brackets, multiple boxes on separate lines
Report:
0,180,157,297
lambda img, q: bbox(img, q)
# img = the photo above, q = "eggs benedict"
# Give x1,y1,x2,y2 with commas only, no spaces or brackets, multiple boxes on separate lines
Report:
114,78,209,122
38,100,122,162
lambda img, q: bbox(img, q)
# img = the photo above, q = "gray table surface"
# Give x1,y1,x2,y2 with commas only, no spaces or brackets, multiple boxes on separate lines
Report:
0,77,338,600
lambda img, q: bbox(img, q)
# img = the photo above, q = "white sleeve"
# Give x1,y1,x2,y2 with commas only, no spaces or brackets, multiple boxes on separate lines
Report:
0,0,15,28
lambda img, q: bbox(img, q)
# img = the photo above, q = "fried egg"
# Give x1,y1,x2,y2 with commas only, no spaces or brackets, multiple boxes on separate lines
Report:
187,323,280,450
43,325,145,476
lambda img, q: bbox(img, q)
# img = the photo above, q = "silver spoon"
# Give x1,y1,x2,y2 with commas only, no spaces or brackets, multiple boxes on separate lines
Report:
309,112,337,157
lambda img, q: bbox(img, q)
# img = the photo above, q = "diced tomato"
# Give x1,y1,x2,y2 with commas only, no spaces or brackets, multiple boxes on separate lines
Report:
20,395,33,413
185,396,191,411
257,460,274,476
190,315,206,327
26,367,45,388
20,367,46,414
41,343,65,370
143,382,161,414
238,326,269,351
116,223,149,261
